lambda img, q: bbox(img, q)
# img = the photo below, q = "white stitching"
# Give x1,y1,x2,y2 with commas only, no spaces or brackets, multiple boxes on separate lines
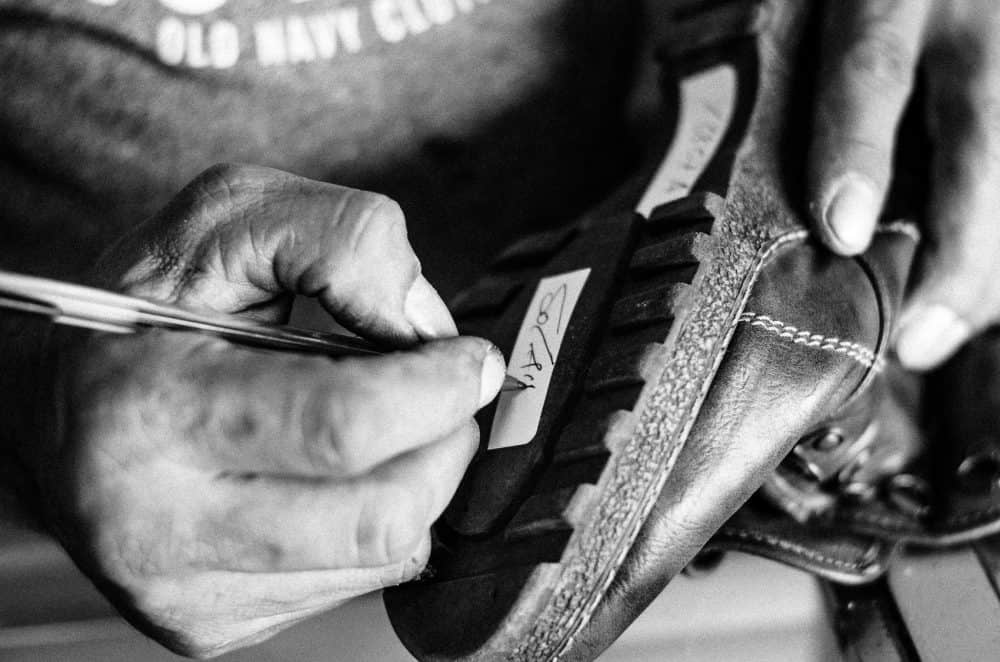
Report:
738,312,882,371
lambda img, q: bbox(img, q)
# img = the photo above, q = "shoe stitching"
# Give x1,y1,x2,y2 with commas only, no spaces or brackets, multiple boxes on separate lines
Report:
543,222,919,658
719,528,878,571
738,312,881,370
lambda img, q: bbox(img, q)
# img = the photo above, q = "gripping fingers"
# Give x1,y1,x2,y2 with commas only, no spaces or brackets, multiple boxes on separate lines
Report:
58,331,496,658
117,164,456,343
809,0,931,254
170,334,505,477
198,421,478,573
895,25,1000,370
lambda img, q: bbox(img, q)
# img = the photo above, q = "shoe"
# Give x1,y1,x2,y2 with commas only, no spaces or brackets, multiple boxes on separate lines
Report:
703,362,920,585
698,80,1000,586
738,332,1000,661
824,331,1000,547
730,327,1000,587
384,1,918,659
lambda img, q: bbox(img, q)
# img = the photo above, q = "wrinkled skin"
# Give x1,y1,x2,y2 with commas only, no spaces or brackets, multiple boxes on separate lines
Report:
7,164,504,658
1,0,999,658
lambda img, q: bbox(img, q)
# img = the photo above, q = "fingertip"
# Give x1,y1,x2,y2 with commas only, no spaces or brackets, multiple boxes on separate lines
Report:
418,336,507,409
818,174,880,255
478,344,506,408
894,304,972,371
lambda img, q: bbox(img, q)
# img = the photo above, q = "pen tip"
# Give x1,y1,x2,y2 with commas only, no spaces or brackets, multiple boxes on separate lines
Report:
502,375,533,391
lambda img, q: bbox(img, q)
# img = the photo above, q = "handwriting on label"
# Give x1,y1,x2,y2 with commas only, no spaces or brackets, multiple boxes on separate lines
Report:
636,64,737,217
488,268,591,451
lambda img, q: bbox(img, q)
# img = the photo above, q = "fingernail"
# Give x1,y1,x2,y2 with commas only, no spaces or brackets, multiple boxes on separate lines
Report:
478,344,506,408
404,275,458,340
895,304,971,371
823,175,879,255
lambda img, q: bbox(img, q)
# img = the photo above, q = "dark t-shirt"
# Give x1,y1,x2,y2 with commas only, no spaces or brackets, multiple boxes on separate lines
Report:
0,0,643,286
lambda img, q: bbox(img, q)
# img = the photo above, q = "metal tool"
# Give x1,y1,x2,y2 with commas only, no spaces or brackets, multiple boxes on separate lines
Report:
0,269,529,392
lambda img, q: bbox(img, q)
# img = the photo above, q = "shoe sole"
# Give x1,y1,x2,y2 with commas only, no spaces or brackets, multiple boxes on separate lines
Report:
385,1,818,659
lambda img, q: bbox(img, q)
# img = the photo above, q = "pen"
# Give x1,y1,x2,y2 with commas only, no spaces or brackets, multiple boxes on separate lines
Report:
0,270,530,393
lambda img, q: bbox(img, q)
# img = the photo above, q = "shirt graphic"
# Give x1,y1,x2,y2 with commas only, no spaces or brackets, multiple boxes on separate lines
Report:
81,0,492,69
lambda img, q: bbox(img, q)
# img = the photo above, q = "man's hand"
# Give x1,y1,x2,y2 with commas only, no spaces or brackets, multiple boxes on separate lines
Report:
16,164,505,657
808,0,1000,370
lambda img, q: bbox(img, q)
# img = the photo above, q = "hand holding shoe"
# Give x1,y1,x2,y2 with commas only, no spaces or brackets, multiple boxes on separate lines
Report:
809,0,1000,370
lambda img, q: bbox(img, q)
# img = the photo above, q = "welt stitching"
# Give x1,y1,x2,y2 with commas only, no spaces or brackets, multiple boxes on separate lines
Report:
722,231,808,355
738,312,881,370
721,529,869,570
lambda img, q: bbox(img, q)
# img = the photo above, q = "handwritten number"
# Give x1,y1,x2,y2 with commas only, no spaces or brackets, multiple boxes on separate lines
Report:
537,284,569,334
529,326,555,365
515,279,577,383
520,342,544,372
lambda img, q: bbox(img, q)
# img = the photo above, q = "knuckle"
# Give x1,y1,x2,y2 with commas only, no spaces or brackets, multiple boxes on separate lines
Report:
305,383,372,475
344,192,413,262
193,162,260,194
842,27,916,91
138,165,261,290
308,190,417,300
187,163,254,218
369,193,405,228
354,486,428,567
173,163,276,238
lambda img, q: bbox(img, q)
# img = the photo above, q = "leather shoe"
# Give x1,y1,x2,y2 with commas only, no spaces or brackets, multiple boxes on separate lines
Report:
385,1,919,658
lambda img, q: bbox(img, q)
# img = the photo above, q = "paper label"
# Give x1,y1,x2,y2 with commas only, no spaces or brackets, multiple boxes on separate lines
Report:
488,268,591,451
636,64,737,217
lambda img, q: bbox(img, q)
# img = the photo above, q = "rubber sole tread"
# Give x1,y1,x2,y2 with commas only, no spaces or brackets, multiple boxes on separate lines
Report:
384,1,794,659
